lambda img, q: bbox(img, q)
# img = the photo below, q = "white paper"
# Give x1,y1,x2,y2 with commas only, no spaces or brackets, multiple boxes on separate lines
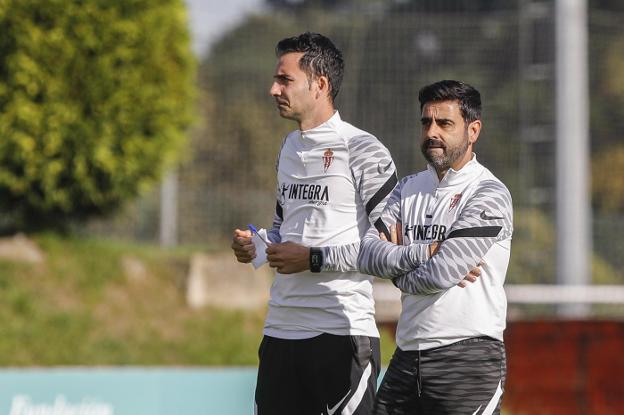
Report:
251,228,270,269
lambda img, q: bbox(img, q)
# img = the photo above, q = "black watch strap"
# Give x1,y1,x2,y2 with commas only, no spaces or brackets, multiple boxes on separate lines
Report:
309,247,323,273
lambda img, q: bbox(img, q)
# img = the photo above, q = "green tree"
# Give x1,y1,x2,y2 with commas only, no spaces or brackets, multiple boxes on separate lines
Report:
0,0,195,232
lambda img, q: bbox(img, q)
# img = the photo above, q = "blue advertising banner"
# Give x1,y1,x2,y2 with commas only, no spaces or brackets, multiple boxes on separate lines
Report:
0,368,257,415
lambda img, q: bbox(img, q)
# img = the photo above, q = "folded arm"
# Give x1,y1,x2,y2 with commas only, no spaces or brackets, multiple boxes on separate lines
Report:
393,180,513,295
357,177,431,278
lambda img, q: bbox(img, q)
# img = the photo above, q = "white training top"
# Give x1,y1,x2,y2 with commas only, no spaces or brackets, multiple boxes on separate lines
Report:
264,111,397,340
358,155,513,350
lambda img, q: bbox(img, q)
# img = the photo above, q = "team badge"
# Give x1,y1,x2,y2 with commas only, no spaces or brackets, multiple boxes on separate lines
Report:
449,193,462,210
322,148,334,172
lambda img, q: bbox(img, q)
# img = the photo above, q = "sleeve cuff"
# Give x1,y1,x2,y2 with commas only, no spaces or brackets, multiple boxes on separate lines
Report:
409,243,430,267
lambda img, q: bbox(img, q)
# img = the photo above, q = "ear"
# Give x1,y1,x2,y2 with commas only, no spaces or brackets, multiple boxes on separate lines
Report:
467,120,481,144
316,75,330,99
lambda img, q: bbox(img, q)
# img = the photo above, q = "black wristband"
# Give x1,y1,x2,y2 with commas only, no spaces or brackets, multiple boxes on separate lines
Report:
309,247,323,273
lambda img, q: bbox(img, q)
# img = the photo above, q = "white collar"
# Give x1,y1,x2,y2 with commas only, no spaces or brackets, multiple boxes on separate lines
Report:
427,153,483,187
299,111,341,144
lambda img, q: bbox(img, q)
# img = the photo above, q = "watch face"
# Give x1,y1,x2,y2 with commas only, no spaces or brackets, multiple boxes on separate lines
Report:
310,248,323,272
311,254,321,266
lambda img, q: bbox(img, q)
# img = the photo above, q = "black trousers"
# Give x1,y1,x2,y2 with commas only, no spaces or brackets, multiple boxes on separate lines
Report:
255,333,381,415
374,337,506,415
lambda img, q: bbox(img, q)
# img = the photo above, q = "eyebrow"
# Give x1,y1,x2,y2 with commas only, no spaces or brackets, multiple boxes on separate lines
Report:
274,74,292,81
421,116,454,123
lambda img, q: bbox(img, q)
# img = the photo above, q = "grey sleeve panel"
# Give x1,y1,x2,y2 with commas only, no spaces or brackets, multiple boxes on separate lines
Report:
322,134,398,272
349,134,398,223
321,242,360,272
393,180,513,295
357,177,430,278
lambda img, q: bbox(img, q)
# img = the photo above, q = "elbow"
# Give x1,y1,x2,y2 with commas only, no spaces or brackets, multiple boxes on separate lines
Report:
356,251,370,275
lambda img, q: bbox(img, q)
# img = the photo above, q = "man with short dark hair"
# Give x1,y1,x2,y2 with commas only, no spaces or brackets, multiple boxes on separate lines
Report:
358,80,513,415
231,32,397,415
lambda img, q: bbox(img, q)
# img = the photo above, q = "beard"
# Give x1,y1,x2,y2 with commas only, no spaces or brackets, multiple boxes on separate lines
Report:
421,132,470,171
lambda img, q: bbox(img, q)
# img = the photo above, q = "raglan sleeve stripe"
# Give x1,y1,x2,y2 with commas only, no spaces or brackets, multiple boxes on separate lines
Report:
446,226,502,239
267,136,287,244
366,173,398,217
349,135,398,223
322,134,398,272
374,217,391,241
275,202,283,221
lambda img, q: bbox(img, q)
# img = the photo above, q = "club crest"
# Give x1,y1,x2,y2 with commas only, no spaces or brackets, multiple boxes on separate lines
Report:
449,193,462,210
322,148,334,172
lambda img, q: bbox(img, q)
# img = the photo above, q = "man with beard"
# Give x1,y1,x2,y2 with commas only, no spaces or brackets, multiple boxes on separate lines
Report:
358,80,513,415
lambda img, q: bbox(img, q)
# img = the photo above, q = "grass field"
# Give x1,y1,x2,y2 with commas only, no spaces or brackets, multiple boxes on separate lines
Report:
0,234,397,366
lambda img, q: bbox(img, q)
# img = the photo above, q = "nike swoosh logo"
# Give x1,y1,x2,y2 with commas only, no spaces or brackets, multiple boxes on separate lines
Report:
480,210,504,221
377,161,392,175
326,389,351,415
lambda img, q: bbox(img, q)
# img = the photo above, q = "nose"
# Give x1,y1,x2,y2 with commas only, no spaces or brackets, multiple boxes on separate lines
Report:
423,121,441,140
270,82,280,97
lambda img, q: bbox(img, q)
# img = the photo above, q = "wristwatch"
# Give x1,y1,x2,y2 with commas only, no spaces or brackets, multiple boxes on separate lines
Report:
309,247,323,273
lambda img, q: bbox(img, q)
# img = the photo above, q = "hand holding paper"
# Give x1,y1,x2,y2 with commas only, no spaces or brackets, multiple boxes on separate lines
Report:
248,224,270,269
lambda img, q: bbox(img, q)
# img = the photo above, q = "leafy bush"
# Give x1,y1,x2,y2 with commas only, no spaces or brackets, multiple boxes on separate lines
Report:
0,0,195,231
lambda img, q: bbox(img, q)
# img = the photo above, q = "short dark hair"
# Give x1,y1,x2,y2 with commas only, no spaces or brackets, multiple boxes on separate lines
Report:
418,80,481,124
275,32,344,102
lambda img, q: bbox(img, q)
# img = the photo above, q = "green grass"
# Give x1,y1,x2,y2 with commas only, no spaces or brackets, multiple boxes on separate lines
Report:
0,234,397,366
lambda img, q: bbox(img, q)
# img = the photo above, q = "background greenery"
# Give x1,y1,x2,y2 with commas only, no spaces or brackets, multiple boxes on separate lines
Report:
0,0,195,232
0,234,396,366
